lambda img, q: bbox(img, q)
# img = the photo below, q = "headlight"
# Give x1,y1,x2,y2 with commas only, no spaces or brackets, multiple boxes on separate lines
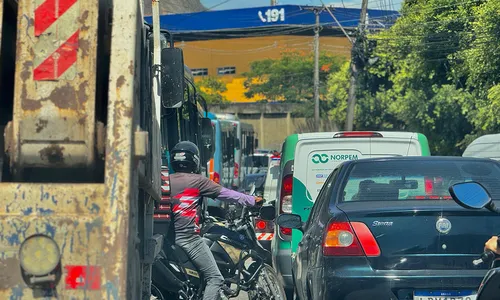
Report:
19,234,62,289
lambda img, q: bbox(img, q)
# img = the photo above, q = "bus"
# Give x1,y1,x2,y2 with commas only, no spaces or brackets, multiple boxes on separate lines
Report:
215,114,256,190
154,61,214,226
203,113,257,216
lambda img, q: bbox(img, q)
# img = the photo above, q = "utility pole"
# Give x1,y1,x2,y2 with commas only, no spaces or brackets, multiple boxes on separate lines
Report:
304,7,324,132
313,11,321,132
345,0,368,131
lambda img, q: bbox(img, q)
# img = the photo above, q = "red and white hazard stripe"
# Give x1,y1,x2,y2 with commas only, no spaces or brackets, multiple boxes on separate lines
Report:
33,0,80,81
256,233,274,241
161,168,170,193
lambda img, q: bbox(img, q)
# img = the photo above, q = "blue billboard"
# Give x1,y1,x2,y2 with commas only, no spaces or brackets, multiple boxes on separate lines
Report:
144,5,398,33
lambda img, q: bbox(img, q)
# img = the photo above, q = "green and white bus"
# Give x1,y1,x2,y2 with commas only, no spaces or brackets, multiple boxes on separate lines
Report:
271,131,431,297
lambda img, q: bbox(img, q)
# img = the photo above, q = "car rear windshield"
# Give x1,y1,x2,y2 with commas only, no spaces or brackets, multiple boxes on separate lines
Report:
341,159,500,202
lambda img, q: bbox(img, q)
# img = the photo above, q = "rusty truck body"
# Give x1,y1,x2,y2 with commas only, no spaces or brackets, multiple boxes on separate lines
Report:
0,0,179,298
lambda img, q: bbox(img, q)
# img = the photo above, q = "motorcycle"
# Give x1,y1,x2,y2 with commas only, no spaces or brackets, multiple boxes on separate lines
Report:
151,184,286,300
449,181,500,300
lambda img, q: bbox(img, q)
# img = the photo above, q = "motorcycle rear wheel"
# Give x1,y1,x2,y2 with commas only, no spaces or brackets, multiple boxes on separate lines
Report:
247,264,286,300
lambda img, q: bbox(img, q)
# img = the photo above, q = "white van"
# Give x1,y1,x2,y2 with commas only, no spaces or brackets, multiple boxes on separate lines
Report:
462,134,500,160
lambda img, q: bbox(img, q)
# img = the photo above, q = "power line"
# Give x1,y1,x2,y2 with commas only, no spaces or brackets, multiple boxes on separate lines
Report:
174,0,234,24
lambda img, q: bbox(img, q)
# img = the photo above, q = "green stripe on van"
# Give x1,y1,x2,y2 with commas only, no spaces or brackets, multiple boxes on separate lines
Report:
417,133,431,156
282,134,299,164
291,177,310,254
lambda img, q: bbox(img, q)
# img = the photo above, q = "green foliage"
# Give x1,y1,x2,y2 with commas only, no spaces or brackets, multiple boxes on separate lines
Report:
339,0,500,155
326,61,350,126
195,76,229,105
243,51,345,105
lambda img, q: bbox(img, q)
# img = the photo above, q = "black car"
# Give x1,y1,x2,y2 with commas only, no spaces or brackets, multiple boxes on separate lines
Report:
277,156,500,300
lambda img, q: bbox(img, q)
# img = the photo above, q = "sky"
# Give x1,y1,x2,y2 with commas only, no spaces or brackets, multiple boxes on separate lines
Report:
201,0,402,11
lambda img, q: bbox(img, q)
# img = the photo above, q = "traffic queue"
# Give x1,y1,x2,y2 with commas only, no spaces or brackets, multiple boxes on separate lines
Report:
153,124,500,300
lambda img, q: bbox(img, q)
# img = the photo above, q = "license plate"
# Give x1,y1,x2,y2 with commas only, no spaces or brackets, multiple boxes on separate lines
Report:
413,290,477,300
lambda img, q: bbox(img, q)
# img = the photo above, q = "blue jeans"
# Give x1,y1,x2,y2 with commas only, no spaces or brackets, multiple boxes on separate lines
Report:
177,236,224,300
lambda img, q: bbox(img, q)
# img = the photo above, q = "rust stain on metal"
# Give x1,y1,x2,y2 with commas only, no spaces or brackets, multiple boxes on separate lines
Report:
78,116,87,125
79,39,91,57
77,81,89,106
39,144,65,164
128,60,134,75
35,119,49,133
116,75,126,88
124,109,132,118
73,198,84,215
0,257,22,289
79,10,90,31
21,98,42,111
49,83,78,110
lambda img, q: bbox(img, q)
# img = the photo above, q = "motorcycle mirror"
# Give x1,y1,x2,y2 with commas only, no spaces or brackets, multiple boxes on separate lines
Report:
259,206,276,221
449,181,492,210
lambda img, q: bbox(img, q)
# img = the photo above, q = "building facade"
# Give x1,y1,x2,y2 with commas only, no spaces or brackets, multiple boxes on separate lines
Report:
146,5,398,102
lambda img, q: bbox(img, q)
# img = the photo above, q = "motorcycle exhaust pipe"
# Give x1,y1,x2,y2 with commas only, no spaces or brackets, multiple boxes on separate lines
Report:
152,261,185,290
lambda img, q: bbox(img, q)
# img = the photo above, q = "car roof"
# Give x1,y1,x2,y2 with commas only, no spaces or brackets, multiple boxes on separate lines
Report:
341,155,500,168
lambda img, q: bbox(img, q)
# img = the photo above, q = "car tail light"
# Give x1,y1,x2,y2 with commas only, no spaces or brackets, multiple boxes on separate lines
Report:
424,177,434,195
415,177,451,200
333,131,383,138
234,163,239,179
323,221,380,257
280,175,293,214
279,174,293,236
280,227,292,235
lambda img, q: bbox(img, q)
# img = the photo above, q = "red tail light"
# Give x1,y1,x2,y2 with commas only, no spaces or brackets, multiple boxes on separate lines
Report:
280,174,293,214
323,221,380,257
280,227,292,235
255,220,267,231
279,174,293,236
424,177,433,195
333,131,383,138
415,176,451,200
234,163,239,179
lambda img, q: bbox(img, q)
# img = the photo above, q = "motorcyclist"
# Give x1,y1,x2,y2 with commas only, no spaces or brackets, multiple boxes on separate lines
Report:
168,141,263,300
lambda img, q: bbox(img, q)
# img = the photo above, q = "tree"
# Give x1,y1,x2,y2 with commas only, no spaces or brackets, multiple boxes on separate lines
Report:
243,51,345,104
243,51,346,131
348,0,500,155
195,76,229,105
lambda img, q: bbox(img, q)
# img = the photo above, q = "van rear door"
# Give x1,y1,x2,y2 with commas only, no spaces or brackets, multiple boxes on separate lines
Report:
369,132,422,157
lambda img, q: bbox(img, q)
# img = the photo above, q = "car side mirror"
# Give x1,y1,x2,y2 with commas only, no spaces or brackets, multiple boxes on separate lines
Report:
276,213,303,232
